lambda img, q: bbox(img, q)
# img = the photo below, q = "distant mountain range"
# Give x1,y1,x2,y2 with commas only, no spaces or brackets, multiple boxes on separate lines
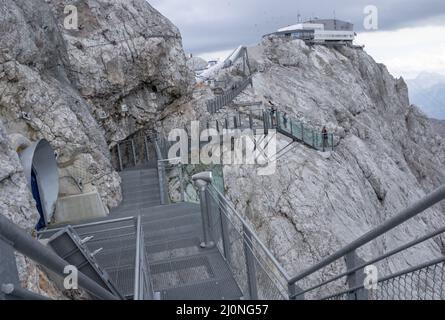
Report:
407,72,445,120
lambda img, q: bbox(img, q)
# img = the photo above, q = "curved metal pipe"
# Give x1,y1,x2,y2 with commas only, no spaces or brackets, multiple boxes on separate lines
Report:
0,214,119,300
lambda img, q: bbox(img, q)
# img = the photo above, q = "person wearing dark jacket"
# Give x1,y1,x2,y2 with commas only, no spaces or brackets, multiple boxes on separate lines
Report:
322,126,329,151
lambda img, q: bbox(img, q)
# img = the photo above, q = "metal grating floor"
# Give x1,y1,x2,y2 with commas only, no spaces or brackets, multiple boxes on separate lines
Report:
42,166,243,300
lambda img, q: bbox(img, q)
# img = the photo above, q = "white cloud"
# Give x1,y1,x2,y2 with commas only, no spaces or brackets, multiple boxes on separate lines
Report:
356,26,445,79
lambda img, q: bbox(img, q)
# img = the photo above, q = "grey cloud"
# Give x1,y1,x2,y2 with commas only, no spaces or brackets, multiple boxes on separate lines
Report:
150,0,445,54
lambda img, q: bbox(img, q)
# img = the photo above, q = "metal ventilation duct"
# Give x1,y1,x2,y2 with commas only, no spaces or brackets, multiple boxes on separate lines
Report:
19,139,59,225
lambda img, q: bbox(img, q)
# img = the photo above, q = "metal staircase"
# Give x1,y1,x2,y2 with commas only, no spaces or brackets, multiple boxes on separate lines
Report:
37,138,244,300
1,131,445,300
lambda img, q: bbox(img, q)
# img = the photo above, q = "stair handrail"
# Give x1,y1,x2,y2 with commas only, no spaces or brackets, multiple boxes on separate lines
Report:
208,185,291,280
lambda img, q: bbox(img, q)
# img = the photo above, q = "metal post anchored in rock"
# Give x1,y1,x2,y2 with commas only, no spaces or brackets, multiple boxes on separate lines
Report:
192,172,215,249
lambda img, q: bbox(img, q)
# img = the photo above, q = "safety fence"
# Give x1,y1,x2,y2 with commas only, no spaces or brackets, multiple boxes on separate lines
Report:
207,77,253,114
287,184,445,300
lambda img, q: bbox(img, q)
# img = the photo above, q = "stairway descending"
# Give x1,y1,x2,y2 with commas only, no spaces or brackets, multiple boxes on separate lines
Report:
112,167,243,300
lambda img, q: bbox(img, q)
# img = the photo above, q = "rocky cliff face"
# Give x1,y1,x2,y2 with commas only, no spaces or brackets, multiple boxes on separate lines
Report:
0,0,193,209
0,0,192,297
430,119,445,138
219,38,445,294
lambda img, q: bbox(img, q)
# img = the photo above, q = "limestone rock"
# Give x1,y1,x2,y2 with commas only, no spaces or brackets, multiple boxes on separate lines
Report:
219,38,445,294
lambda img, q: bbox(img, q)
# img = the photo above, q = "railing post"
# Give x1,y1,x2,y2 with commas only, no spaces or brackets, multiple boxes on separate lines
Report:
345,251,368,300
249,111,253,129
117,143,123,171
288,283,305,300
144,136,150,163
131,139,137,167
134,216,141,300
243,225,258,300
193,172,215,249
219,199,231,263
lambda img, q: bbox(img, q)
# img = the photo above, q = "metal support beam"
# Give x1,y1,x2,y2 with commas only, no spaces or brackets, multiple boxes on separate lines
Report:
345,251,368,300
263,111,269,135
133,216,142,300
117,143,123,171
243,226,258,300
219,201,231,263
131,139,137,167
144,136,150,163
158,161,168,205
288,283,304,300
178,164,185,202
0,214,119,300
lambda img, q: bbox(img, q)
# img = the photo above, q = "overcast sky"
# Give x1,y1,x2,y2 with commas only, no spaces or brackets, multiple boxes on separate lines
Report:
150,0,445,79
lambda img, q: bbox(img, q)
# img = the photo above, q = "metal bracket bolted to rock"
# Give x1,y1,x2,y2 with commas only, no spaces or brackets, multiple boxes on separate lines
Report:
192,172,216,249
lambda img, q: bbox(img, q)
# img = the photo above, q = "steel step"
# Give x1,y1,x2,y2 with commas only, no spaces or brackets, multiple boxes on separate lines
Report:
160,277,243,300
145,236,202,262
123,185,160,195
143,223,202,243
122,192,161,202
142,214,201,234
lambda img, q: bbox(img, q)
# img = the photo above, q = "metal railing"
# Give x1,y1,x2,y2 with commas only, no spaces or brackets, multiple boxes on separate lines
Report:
287,184,445,300
192,173,291,300
1,283,51,300
134,216,156,300
37,217,153,300
113,133,155,172
207,76,253,114
274,111,335,152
